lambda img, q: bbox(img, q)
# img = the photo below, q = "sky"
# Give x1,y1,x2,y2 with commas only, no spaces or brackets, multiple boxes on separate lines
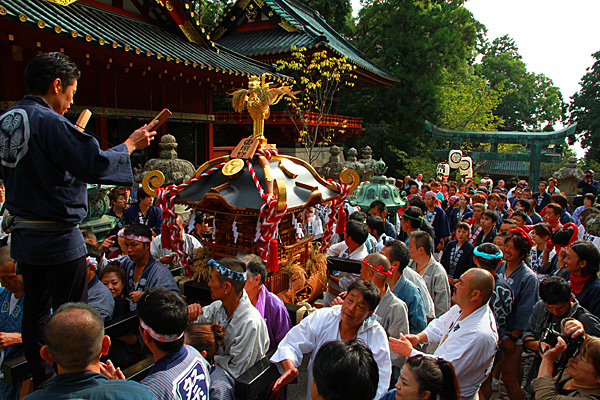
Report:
351,0,600,157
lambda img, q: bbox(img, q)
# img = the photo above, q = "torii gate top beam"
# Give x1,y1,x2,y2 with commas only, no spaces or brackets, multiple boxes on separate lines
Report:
426,121,577,185
425,121,577,146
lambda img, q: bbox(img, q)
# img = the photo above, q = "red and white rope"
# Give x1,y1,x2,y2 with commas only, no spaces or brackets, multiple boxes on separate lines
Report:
156,162,226,277
319,180,351,252
255,148,279,157
246,159,287,261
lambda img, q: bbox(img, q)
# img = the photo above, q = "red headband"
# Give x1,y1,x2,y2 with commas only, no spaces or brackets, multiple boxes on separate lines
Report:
509,227,533,247
363,260,393,277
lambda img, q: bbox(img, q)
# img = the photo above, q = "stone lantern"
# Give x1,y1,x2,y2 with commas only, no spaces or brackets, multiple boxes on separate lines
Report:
554,156,584,207
134,134,196,187
347,159,407,224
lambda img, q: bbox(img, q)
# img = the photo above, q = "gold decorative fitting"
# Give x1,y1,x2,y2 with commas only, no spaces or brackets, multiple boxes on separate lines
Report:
278,20,298,32
54,26,62,33
112,42,118,48
8,34,14,41
184,60,189,65
231,16,236,21
235,71,239,76
268,11,273,17
176,57,180,63
36,41,41,47
84,34,91,41
71,30,77,38
196,21,199,25
215,67,220,72
249,3,253,9
37,21,45,29
108,57,113,63
18,14,27,22
0,7,7,16
157,53,162,59
45,0,78,5
185,2,189,8
166,55,171,61
124,44,131,51
179,20,202,44
255,0,265,6
207,65,212,70
135,48,141,54
193,62,198,67
216,48,219,53
165,0,173,11
146,50,152,57
190,11,194,17
99,38,105,45
201,28,205,33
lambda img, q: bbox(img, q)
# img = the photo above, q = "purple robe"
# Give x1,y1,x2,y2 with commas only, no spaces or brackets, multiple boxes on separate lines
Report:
255,286,292,353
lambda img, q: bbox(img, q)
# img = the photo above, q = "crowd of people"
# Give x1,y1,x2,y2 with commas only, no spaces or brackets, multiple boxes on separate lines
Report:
2,51,600,400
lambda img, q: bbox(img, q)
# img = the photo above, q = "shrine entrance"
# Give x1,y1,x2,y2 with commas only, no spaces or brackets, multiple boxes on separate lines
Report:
426,121,578,185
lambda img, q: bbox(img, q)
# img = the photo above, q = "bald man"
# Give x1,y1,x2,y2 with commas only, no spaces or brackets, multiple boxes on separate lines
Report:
23,303,156,400
389,268,498,400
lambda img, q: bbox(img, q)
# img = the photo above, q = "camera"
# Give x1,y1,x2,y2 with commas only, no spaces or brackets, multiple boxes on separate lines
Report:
586,174,592,179
541,328,584,367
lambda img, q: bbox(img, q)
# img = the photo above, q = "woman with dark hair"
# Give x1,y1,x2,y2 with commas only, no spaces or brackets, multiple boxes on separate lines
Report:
381,354,459,400
185,323,234,400
448,194,472,234
557,241,600,318
573,194,596,226
530,223,556,276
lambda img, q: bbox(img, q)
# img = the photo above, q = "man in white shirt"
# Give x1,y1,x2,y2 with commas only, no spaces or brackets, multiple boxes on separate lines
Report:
324,220,369,306
389,268,498,400
150,214,201,267
271,280,391,400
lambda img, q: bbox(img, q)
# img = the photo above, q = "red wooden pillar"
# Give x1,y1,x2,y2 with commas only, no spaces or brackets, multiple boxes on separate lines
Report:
207,90,214,160
96,117,108,150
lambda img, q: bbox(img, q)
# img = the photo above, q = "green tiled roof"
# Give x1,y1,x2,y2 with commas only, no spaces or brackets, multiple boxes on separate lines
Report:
215,0,397,84
0,0,289,80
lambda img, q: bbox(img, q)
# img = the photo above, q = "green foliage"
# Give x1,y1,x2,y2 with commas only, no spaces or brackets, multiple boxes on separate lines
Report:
188,0,233,30
569,50,600,162
276,46,357,163
339,0,482,175
297,0,353,34
439,63,505,131
475,35,565,132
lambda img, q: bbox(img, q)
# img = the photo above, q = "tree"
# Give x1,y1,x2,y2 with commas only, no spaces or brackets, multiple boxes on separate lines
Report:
187,0,234,30
297,0,353,34
570,50,600,161
276,46,357,164
438,63,505,131
339,0,482,176
476,35,565,131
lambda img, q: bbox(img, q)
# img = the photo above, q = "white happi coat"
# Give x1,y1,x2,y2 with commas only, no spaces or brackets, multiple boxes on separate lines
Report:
411,304,498,397
195,290,269,378
271,305,391,400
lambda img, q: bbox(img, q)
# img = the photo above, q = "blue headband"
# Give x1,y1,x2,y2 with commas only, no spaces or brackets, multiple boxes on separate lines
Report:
473,247,503,260
208,259,247,282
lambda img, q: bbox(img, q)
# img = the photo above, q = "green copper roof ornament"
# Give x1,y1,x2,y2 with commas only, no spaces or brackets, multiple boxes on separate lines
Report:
347,158,407,223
